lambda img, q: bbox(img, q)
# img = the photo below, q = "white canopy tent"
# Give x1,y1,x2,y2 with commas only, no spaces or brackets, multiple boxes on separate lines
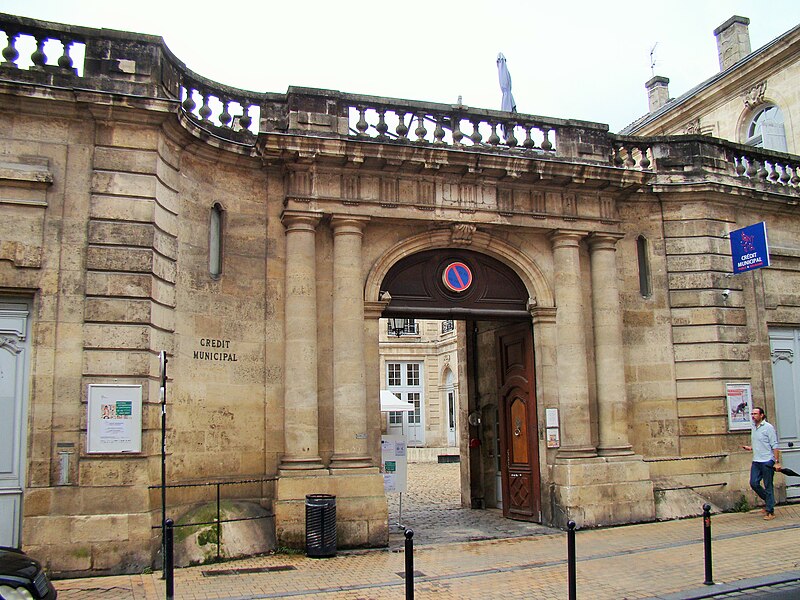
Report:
380,390,414,412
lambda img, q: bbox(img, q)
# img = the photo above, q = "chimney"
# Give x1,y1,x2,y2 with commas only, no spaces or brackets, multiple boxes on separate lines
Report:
646,76,670,112
714,16,751,71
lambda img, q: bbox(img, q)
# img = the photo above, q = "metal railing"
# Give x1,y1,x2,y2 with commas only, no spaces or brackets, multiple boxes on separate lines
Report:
149,476,276,563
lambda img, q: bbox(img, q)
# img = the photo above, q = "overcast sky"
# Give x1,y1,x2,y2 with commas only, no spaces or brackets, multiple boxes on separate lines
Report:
4,1,800,132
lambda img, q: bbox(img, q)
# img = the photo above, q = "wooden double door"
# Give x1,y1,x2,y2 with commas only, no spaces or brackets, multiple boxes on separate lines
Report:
496,322,541,521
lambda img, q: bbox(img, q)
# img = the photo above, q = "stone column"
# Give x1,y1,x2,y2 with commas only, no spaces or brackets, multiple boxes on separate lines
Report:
330,216,372,469
280,211,324,471
550,230,596,458
588,233,634,456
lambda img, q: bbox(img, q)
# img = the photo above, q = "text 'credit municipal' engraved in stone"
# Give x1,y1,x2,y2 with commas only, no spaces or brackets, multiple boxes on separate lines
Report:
194,338,238,361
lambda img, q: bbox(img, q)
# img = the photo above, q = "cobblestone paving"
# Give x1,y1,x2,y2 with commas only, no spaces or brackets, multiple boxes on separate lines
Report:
387,462,556,548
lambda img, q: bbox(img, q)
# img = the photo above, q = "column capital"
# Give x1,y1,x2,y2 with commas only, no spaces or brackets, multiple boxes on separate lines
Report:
331,215,370,235
281,210,322,231
587,231,624,250
548,229,586,249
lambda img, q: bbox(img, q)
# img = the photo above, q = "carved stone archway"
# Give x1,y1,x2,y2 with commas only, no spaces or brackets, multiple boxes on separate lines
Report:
363,227,554,309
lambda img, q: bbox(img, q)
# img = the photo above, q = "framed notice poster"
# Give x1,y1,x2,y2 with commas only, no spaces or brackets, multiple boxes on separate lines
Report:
87,384,143,453
726,382,752,431
380,435,408,493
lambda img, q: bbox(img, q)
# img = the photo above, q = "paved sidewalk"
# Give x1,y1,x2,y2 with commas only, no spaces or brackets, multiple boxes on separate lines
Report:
51,463,800,599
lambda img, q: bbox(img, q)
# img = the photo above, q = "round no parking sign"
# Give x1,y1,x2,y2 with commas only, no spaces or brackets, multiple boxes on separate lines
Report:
442,262,472,293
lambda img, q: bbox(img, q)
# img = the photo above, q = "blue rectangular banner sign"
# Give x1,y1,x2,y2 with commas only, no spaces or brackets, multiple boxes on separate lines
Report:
730,222,770,274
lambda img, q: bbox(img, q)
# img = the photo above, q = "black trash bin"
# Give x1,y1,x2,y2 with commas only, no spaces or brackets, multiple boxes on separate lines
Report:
305,493,336,557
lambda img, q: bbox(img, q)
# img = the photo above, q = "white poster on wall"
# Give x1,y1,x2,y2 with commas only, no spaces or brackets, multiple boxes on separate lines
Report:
726,382,753,431
87,384,143,453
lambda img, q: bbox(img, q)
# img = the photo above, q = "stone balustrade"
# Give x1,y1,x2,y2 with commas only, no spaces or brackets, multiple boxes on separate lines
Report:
176,72,264,139
609,137,653,170
2,10,800,192
345,97,558,152
0,12,267,143
643,134,800,195
1,13,84,76
729,145,800,188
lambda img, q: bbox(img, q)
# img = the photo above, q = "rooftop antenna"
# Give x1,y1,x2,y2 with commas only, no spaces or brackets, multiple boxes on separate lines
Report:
650,43,658,77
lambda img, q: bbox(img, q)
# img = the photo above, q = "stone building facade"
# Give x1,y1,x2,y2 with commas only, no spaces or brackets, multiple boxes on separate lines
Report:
625,16,800,152
379,318,462,456
2,12,800,575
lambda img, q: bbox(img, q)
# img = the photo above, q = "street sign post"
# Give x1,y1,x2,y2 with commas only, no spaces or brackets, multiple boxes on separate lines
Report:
159,350,168,574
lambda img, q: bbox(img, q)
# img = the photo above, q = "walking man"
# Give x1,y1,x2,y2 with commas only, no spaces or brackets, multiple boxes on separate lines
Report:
742,407,781,520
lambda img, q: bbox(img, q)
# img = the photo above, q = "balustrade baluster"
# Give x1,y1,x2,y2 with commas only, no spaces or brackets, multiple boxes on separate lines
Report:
504,123,517,147
745,157,757,178
1,31,19,67
769,162,780,183
522,126,534,149
219,99,232,128
182,87,197,113
470,120,482,145
375,110,389,140
488,123,500,146
639,147,651,170
414,114,427,143
734,156,745,177
395,112,409,140
57,38,74,71
541,128,553,151
791,166,800,187
433,117,445,145
624,147,636,168
780,164,791,185
355,107,369,138
757,161,769,180
239,102,252,130
452,116,464,146
31,36,47,68
199,92,212,122
612,145,624,167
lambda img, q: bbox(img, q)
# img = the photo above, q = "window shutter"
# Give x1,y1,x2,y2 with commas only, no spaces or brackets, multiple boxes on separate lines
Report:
761,121,788,152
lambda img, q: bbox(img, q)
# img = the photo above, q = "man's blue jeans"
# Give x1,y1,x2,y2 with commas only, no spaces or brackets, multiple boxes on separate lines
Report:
750,460,775,513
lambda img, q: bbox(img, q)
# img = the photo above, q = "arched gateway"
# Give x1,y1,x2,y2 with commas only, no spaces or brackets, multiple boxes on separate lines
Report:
378,246,542,519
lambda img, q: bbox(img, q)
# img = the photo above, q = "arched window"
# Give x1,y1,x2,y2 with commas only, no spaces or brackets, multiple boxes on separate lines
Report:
746,105,787,152
209,203,223,278
636,235,651,298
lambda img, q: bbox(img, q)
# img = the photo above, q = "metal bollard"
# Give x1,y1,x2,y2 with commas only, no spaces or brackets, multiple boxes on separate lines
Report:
702,504,714,586
567,520,576,600
165,518,174,600
404,528,414,600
